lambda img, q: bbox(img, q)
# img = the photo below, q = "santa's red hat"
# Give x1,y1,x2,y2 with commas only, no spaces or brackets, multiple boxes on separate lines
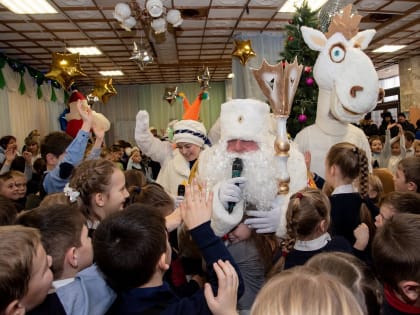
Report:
69,90,88,107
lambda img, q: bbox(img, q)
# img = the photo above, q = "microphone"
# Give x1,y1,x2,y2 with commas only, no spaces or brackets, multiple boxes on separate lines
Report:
177,184,185,197
227,158,243,213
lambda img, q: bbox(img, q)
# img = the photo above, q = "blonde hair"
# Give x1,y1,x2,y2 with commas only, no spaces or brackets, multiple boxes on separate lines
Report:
306,252,382,315
368,174,384,205
251,266,365,315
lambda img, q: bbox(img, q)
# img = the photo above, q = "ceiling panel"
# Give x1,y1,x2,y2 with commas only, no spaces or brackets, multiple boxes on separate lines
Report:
0,0,417,88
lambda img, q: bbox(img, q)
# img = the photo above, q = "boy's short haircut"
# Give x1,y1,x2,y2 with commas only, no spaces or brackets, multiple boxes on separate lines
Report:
380,191,420,215
404,131,415,142
0,225,41,311
93,204,167,291
398,157,420,192
372,213,420,290
16,204,85,279
0,195,18,225
40,131,73,159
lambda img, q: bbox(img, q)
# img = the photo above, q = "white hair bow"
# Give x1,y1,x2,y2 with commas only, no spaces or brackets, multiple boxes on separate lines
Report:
63,183,80,203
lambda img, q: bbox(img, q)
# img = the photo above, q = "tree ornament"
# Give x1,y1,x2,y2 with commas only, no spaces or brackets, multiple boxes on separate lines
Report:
288,36,294,41
305,77,314,86
304,66,312,73
232,39,256,65
91,78,117,104
163,86,178,105
45,52,87,90
298,113,308,123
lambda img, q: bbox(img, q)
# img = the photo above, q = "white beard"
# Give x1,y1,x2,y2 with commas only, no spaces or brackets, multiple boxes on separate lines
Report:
199,139,279,211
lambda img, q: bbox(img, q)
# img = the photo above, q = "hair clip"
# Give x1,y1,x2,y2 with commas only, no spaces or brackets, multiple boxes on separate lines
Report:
64,183,80,203
295,192,303,200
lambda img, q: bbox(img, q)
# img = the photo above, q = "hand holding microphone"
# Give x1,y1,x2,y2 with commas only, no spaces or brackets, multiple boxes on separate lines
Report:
218,158,246,213
175,184,185,209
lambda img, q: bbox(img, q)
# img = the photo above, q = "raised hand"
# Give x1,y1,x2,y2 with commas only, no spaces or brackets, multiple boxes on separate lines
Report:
204,260,239,315
180,179,213,230
77,100,93,132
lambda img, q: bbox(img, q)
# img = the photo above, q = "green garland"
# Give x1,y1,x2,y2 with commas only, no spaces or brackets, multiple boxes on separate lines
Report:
0,53,62,99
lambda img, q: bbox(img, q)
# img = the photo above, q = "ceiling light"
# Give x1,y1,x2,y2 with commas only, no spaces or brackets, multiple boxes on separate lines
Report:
99,70,124,76
0,0,57,14
227,73,235,79
278,0,328,13
67,47,102,56
113,0,183,37
372,45,406,53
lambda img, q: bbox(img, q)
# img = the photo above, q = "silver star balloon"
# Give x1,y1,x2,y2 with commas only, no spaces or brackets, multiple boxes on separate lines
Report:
130,42,154,71
197,66,210,90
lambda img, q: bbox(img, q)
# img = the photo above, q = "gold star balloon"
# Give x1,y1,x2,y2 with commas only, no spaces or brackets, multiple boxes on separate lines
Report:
232,39,256,65
45,52,87,90
91,78,117,104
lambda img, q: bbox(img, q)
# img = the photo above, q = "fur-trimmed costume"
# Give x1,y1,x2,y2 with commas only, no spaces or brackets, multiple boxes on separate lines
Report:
198,99,307,237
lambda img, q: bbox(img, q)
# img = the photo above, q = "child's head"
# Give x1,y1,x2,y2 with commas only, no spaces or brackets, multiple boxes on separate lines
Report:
0,195,18,225
126,182,175,217
16,204,92,280
93,204,170,291
129,147,142,163
369,135,383,154
124,169,147,190
24,136,40,155
325,142,369,196
0,135,16,150
404,131,415,149
368,173,384,204
227,222,252,244
284,188,330,249
372,213,420,303
10,170,27,199
394,156,420,192
390,139,401,156
251,266,364,315
0,171,19,201
69,159,129,221
40,131,73,166
306,252,382,315
375,191,420,228
39,192,74,207
0,225,53,313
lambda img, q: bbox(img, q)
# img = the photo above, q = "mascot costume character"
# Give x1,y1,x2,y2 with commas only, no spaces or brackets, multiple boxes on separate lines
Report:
294,5,380,177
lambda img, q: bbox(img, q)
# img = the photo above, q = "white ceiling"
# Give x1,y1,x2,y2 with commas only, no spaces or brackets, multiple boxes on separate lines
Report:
0,0,418,87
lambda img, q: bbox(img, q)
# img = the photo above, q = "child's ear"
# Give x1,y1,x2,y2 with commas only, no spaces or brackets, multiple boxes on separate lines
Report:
399,280,420,303
4,300,25,315
319,219,328,233
158,252,170,272
64,246,78,269
407,181,418,192
95,193,105,207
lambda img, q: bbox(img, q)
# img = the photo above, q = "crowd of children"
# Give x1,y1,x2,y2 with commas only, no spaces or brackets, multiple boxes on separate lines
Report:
0,103,419,315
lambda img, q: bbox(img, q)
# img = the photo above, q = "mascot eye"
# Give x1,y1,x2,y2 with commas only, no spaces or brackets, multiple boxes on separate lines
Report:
329,44,346,63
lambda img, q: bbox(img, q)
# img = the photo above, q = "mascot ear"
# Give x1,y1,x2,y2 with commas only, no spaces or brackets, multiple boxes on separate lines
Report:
352,29,376,50
301,26,327,51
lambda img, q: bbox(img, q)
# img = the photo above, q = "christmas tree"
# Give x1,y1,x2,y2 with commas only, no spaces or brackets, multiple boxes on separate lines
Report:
280,1,320,138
